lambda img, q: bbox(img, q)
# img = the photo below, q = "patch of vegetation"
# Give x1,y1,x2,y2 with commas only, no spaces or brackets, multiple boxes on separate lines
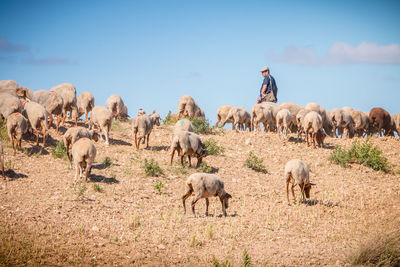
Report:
212,256,233,267
396,170,400,176
93,184,104,193
197,162,213,173
169,166,188,176
189,233,202,248
203,138,225,155
329,139,390,172
111,120,124,132
0,119,9,142
204,224,214,239
191,117,214,134
74,182,87,198
141,158,163,177
245,152,267,173
241,249,252,267
102,157,113,168
128,212,141,231
4,160,14,170
124,168,133,175
162,111,179,126
50,140,66,159
153,181,164,194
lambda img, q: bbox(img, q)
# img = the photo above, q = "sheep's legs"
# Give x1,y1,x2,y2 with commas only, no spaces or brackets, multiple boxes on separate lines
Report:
291,185,296,204
74,163,79,183
191,195,202,216
136,137,142,150
104,128,109,146
61,110,67,126
49,114,54,128
85,111,89,123
220,198,227,216
85,163,92,182
1,154,4,179
146,134,150,148
11,136,16,156
35,129,39,146
182,189,193,214
188,155,192,167
41,121,46,147
286,181,291,204
56,115,61,133
205,198,209,216
170,148,176,165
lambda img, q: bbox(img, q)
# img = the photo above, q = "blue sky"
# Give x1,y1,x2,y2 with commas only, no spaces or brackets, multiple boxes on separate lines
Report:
1,0,400,122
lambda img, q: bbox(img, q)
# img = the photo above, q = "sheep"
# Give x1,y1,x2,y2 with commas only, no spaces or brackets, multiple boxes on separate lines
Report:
106,94,129,121
6,112,28,155
280,102,302,132
368,107,392,136
222,107,251,131
296,108,311,140
50,83,78,126
170,130,207,167
216,105,234,128
71,138,96,183
251,103,274,132
0,93,21,119
389,114,398,136
182,173,232,216
137,108,146,116
342,106,354,114
0,140,4,179
64,127,99,168
174,119,194,133
22,100,48,146
132,110,160,149
351,110,369,137
329,108,355,138
32,90,63,133
177,95,204,118
276,109,292,140
77,91,95,122
89,106,112,146
394,114,400,136
303,111,324,148
284,159,315,204
305,102,333,136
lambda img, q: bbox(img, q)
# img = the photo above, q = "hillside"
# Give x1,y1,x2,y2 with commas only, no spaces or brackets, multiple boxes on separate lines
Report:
1,119,400,266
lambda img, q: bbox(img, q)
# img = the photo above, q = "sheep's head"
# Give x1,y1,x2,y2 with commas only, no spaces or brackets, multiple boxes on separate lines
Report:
304,183,315,199
222,192,232,209
89,129,100,142
151,110,161,126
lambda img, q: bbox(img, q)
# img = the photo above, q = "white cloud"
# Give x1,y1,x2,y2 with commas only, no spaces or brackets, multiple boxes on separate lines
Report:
268,42,400,65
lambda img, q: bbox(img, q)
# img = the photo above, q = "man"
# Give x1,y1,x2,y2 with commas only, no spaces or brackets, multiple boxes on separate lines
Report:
257,66,278,103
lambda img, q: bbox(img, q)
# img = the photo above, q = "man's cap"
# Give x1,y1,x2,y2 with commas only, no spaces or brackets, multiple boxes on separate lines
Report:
260,66,269,72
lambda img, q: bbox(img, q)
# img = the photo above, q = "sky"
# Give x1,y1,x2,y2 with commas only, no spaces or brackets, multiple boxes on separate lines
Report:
1,0,400,122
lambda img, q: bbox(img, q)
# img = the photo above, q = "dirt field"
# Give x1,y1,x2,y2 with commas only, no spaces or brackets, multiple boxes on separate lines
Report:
1,119,399,266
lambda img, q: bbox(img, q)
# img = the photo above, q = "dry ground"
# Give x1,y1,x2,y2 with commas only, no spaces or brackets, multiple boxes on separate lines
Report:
1,119,400,266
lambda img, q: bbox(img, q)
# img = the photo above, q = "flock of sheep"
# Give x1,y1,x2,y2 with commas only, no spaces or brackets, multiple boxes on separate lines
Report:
0,79,399,216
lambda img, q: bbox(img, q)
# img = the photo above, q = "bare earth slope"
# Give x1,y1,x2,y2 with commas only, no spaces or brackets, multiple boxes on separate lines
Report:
1,120,399,266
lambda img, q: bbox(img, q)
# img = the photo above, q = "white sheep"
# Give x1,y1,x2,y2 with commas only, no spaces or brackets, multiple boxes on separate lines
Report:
170,130,206,167
351,110,369,137
77,91,95,122
174,119,194,133
7,112,28,155
305,102,333,136
222,107,251,131
22,100,48,146
32,90,63,133
303,111,324,148
215,105,234,128
50,83,77,126
276,108,292,140
0,93,21,119
64,127,99,168
251,103,274,132
330,108,354,138
284,159,315,204
177,95,204,118
280,102,303,131
71,138,96,183
106,94,129,121
296,108,311,140
132,110,160,150
182,173,232,216
89,106,112,146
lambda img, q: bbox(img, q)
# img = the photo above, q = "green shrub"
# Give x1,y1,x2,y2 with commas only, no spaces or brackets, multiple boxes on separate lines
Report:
241,249,252,267
162,111,179,125
329,146,350,167
153,181,164,194
111,120,124,132
93,184,104,193
197,162,212,173
50,140,66,159
212,256,233,267
245,152,267,173
102,157,113,168
203,138,225,155
191,117,213,134
141,158,163,176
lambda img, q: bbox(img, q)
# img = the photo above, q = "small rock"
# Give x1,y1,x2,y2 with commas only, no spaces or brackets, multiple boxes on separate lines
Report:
92,226,99,232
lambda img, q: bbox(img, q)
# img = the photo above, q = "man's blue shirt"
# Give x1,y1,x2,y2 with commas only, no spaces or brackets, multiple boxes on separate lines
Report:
260,75,278,99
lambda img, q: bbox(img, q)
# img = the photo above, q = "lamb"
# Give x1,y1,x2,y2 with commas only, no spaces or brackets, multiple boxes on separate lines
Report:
222,107,251,131
251,103,274,132
0,140,4,179
7,112,28,155
106,94,129,121
32,90,63,133
64,127,99,168
215,105,234,128
77,91,95,122
280,102,302,131
303,111,325,148
132,110,160,149
71,138,96,183
22,100,48,146
182,173,232,216
174,119,194,133
351,110,369,137
284,159,315,204
368,107,392,136
0,93,21,119
296,108,311,140
330,108,355,138
276,109,292,140
50,83,78,126
305,102,333,136
89,106,113,146
177,95,205,118
170,130,207,167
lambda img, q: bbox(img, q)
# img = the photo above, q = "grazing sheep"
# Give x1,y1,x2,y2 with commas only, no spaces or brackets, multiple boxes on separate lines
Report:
276,109,292,140
368,107,392,136
22,100,48,146
296,109,311,140
182,173,232,216
32,90,63,133
280,102,302,131
170,130,206,167
131,110,160,149
106,94,129,121
251,103,274,132
284,159,315,204
77,91,95,122
222,107,251,131
0,140,4,179
177,95,204,118
51,83,77,126
7,112,28,155
89,106,112,146
174,119,194,133
351,110,369,137
64,127,99,168
216,105,234,128
330,108,355,138
305,102,333,136
71,138,96,183
303,111,324,148
0,93,21,119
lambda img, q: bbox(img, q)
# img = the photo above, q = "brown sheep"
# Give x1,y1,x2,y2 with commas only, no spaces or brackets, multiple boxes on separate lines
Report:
368,107,392,136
